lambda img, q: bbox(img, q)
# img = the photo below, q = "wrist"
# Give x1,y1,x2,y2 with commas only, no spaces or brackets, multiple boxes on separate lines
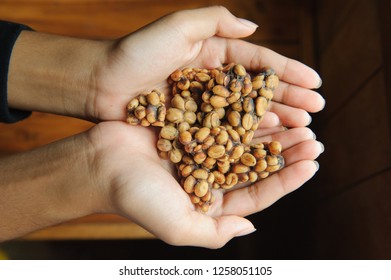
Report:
7,30,109,121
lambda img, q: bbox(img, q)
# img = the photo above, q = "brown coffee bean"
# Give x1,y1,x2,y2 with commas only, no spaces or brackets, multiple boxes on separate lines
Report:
269,141,282,155
157,106,166,122
207,145,226,159
190,81,204,94
146,106,157,123
127,98,139,111
265,74,279,90
179,131,192,145
184,111,197,125
252,75,264,90
207,172,215,184
134,106,146,120
217,160,230,174
241,77,252,96
138,95,148,106
242,130,254,145
203,157,216,170
190,194,200,204
184,98,197,112
192,168,209,180
242,113,254,130
266,164,281,172
228,110,241,127
166,108,184,123
225,173,239,186
227,129,240,142
170,69,183,82
202,136,215,150
230,145,244,160
216,108,225,119
234,64,246,76
177,78,190,90
255,96,268,117
181,90,191,98
231,101,243,112
203,112,220,128
195,72,211,82
229,79,242,92
178,122,190,132
260,87,273,100
195,127,210,142
227,92,241,104
194,152,207,164
147,91,160,106
210,95,229,108
240,152,257,167
243,97,254,113
216,130,229,145
213,85,230,97
194,180,209,197
232,164,250,174
213,170,226,184
171,95,185,110
252,148,267,159
169,149,183,163
201,190,212,202
215,72,226,85
126,116,139,125
238,173,249,183
182,164,195,177
266,155,279,166
160,125,178,140
184,175,196,193
157,139,172,152
140,118,151,127
248,171,258,182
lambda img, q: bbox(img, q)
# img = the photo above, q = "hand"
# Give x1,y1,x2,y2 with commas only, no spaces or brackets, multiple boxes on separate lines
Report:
90,121,323,248
92,6,325,124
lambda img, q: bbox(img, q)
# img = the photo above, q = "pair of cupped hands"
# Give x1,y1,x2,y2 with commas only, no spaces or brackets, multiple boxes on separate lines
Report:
13,7,325,248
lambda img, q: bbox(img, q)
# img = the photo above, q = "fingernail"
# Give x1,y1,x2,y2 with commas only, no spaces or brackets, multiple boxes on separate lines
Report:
318,141,325,153
320,96,326,110
315,77,323,89
314,160,320,171
307,114,312,125
237,18,259,29
235,227,257,237
312,132,317,139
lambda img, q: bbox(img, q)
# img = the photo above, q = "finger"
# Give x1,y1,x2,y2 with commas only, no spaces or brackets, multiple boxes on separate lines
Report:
167,213,255,249
269,102,312,127
224,39,322,89
254,127,316,149
257,111,280,128
253,126,287,138
273,81,326,113
222,160,318,217
282,139,324,166
168,6,258,43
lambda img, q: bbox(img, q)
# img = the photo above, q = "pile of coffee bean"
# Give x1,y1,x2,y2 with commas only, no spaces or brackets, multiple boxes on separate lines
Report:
127,63,284,212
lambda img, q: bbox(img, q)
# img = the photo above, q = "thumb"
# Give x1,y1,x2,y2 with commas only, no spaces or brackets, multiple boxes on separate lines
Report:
179,214,256,249
166,6,258,43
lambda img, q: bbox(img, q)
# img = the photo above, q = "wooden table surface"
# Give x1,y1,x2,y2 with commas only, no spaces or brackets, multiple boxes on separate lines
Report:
0,0,312,240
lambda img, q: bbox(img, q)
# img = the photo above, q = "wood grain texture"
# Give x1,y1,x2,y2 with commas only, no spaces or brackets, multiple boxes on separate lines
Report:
315,70,391,199
313,169,391,259
317,0,383,122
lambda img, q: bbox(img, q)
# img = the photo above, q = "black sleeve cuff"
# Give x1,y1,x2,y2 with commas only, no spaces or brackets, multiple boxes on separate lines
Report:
0,21,33,123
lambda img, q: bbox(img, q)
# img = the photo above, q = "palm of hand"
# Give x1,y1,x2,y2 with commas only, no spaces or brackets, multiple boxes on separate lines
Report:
94,116,321,248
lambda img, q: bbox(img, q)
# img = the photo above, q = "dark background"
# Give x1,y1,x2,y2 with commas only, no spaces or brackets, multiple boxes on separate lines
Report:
0,0,390,259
